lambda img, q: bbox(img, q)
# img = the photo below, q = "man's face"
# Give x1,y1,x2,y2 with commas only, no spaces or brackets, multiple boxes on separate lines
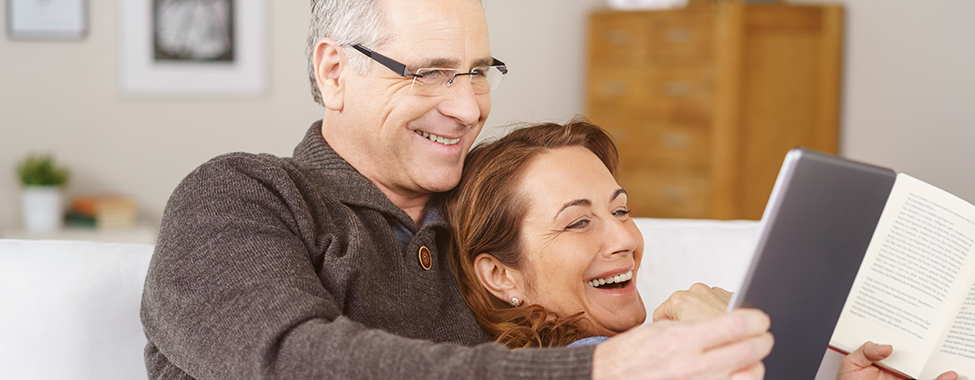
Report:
339,0,493,199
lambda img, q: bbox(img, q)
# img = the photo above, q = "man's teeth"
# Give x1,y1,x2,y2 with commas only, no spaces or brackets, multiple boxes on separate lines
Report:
417,131,461,146
588,271,633,288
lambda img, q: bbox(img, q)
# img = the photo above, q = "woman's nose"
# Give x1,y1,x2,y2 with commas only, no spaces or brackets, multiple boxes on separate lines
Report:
603,217,639,257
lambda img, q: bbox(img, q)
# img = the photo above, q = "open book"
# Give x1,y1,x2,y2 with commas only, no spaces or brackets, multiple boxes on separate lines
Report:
830,173,975,379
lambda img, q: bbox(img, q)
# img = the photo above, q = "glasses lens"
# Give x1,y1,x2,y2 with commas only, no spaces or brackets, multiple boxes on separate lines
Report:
477,66,506,94
413,68,455,96
413,66,506,96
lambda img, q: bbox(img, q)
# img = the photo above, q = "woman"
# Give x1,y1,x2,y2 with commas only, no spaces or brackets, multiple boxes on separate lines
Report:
442,119,958,380
443,119,643,348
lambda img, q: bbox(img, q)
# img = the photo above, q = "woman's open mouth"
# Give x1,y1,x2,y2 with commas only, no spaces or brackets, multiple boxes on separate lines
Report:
587,270,633,290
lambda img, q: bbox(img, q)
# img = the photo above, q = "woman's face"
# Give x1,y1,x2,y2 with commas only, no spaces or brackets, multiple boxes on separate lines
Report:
514,146,646,337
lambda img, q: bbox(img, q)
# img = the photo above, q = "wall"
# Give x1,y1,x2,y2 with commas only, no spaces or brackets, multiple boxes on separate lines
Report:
2,0,974,231
0,0,322,230
481,0,606,139
793,0,975,206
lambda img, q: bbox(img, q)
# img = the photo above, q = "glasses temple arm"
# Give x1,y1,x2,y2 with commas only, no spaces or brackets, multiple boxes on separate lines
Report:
491,58,508,74
352,44,414,77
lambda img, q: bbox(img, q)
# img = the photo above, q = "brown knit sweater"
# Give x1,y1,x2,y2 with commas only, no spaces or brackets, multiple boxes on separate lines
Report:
140,122,594,379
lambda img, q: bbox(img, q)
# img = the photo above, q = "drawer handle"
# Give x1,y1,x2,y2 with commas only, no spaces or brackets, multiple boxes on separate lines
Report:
660,133,690,150
606,29,632,46
664,81,691,97
665,28,693,44
659,186,688,203
601,80,628,96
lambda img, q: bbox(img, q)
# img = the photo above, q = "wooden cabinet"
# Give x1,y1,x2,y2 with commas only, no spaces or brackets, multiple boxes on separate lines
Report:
587,0,843,220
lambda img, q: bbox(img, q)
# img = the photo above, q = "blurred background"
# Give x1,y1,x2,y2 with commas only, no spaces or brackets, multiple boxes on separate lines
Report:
1,0,973,236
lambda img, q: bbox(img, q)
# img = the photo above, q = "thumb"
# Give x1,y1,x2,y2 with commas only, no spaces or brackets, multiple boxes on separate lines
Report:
861,342,893,362
842,342,892,369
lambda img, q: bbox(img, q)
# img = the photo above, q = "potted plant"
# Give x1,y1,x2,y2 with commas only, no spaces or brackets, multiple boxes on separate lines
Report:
16,154,70,232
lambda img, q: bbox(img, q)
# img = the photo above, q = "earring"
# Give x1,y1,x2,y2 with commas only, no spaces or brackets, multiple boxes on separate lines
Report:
509,297,522,307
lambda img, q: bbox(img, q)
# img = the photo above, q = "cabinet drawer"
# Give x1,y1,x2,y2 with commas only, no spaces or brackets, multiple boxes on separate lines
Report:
621,126,711,167
589,69,650,106
648,13,714,62
647,67,715,124
617,166,711,218
646,67,713,97
589,67,714,124
594,114,711,167
590,12,649,68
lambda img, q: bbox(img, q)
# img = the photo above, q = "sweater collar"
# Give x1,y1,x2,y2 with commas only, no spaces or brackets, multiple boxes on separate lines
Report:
292,121,445,233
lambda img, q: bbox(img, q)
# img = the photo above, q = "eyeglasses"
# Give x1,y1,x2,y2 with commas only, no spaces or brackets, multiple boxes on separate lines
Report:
351,44,508,96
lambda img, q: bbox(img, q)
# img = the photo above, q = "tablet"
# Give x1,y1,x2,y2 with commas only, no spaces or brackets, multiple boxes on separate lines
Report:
726,148,896,379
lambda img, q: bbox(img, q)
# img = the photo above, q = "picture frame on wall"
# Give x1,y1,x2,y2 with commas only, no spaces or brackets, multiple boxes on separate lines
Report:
119,0,267,98
6,0,88,40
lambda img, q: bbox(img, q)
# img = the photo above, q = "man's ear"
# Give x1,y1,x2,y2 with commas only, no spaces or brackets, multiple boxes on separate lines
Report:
313,38,345,111
473,253,525,304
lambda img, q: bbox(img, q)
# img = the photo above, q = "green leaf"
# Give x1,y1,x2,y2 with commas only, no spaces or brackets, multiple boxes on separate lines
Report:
16,154,69,186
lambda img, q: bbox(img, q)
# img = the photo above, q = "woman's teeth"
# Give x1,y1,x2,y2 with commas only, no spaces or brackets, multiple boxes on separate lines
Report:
588,270,633,288
417,130,461,146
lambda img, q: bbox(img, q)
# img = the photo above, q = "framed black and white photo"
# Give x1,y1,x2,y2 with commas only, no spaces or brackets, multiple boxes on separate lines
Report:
7,0,88,40
119,0,266,97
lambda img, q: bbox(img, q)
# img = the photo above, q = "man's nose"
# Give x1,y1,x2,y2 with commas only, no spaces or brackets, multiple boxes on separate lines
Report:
438,77,483,127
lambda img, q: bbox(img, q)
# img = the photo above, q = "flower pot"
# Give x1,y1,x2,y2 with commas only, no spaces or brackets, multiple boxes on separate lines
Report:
21,186,64,233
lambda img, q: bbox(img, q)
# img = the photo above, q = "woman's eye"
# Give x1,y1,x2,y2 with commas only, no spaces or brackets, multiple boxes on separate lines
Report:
566,219,590,230
613,209,632,218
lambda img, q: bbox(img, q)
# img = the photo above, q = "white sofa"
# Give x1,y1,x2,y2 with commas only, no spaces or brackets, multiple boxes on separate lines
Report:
0,218,843,379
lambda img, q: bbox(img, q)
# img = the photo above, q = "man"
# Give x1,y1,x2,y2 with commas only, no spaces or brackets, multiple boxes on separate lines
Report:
142,0,928,379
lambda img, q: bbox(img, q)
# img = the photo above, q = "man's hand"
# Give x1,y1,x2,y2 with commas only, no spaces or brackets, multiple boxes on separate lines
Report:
653,283,733,323
837,342,958,380
592,309,773,380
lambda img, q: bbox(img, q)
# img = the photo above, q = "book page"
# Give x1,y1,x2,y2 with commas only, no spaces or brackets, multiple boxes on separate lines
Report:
922,275,975,379
831,173,975,378
915,176,975,379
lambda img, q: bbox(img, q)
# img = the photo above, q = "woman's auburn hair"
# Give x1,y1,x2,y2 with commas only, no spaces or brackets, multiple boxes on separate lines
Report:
442,118,620,349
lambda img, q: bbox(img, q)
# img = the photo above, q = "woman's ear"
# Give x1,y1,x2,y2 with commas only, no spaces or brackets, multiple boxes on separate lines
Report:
313,38,345,111
473,253,525,304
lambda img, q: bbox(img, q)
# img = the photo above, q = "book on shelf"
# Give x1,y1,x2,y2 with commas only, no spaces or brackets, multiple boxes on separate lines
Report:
829,173,975,379
65,194,139,229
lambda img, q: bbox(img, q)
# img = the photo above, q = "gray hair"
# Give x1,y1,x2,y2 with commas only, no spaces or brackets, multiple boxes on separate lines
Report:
306,0,390,106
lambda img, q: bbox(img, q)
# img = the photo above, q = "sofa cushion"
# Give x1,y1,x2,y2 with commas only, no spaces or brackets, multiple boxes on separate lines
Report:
0,239,153,380
634,218,761,316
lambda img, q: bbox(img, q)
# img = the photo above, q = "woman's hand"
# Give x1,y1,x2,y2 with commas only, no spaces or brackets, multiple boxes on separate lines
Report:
653,283,733,323
837,342,958,380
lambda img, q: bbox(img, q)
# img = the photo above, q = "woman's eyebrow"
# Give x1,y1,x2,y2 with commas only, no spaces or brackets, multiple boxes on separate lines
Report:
555,199,592,219
555,189,626,219
611,188,627,201
553,189,626,219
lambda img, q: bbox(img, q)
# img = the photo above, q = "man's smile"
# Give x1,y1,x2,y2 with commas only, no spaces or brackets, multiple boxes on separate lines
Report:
416,130,462,146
